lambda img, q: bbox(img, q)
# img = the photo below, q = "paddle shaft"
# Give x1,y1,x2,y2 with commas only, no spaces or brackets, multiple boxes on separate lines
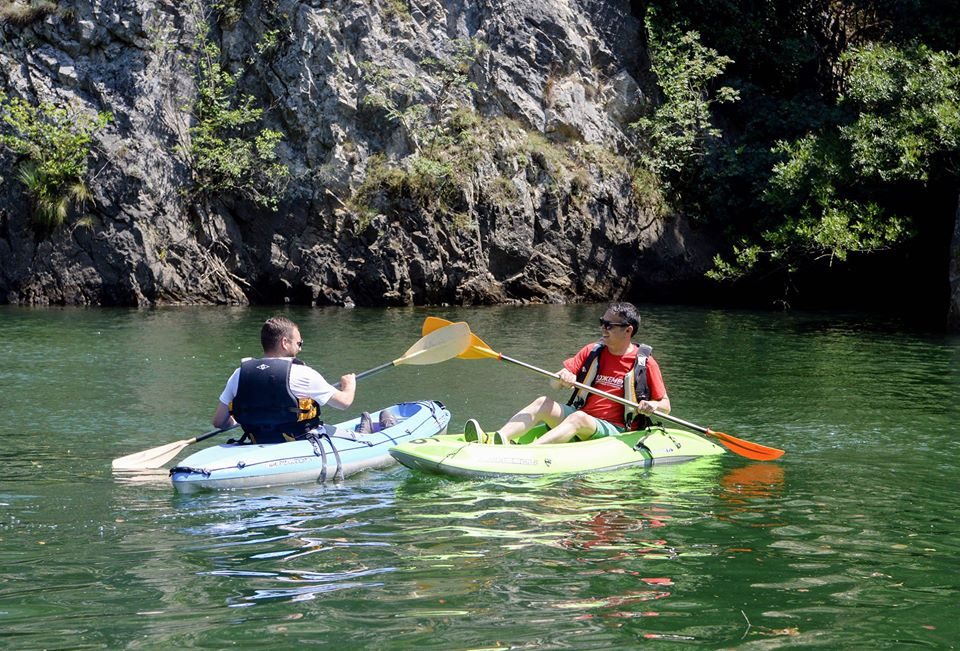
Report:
194,424,240,444
332,360,394,388
349,361,393,384
491,351,689,428
422,315,783,460
339,332,467,386
490,349,784,460
429,318,692,427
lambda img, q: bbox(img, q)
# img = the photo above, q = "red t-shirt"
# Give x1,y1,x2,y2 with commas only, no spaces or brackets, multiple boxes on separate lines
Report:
563,343,667,427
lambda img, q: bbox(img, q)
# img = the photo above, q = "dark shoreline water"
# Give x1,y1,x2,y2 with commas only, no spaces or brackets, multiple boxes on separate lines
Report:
1,304,957,648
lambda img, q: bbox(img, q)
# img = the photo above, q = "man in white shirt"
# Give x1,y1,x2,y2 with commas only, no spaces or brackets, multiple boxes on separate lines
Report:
212,316,357,444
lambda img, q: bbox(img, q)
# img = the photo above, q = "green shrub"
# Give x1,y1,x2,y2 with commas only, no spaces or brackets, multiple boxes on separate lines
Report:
631,15,738,192
347,152,466,226
186,40,289,209
0,92,111,231
381,0,410,23
486,175,519,209
712,43,957,279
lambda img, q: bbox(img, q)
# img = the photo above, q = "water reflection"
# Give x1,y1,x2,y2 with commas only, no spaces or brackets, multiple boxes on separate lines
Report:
149,457,792,622
720,463,786,501
111,469,172,486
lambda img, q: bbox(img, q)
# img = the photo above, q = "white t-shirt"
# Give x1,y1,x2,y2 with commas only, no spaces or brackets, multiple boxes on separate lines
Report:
219,358,337,407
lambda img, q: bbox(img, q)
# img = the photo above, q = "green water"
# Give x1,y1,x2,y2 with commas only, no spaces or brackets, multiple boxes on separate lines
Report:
1,304,958,649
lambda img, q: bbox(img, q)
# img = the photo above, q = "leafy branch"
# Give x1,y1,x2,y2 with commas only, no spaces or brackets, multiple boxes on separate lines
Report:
183,6,289,209
631,16,739,191
711,43,958,280
0,91,111,232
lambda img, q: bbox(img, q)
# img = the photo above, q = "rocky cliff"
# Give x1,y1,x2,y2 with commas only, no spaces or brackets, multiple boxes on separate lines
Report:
0,0,720,307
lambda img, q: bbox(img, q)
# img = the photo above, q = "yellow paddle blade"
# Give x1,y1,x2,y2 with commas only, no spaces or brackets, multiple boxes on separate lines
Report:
421,315,458,336
421,316,497,359
394,321,472,365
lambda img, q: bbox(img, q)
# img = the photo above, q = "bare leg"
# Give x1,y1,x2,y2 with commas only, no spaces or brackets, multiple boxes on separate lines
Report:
497,396,566,443
531,410,599,445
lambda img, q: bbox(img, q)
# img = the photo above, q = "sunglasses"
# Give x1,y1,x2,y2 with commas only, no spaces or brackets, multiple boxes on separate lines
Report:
599,318,629,330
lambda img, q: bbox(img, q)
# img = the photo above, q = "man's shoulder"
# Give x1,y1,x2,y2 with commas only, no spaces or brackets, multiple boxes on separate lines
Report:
568,341,601,365
578,341,602,355
290,362,324,378
626,343,654,358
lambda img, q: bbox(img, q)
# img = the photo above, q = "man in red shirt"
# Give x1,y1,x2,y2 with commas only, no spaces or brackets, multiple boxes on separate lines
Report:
464,302,671,445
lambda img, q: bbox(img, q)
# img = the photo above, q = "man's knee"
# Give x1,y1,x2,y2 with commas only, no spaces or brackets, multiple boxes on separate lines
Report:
562,410,595,434
530,395,563,414
520,395,550,416
528,395,549,408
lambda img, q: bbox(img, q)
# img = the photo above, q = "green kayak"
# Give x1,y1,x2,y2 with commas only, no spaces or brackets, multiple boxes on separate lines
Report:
389,424,726,478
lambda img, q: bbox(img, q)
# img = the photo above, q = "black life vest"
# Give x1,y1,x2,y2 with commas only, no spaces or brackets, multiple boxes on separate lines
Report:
567,343,653,430
230,357,322,444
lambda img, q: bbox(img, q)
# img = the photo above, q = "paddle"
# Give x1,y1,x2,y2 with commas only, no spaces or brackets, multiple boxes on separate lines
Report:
111,425,240,470
422,316,785,461
352,320,472,380
111,322,472,470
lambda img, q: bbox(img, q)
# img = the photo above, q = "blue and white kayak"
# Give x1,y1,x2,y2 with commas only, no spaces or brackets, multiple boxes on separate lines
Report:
170,400,450,492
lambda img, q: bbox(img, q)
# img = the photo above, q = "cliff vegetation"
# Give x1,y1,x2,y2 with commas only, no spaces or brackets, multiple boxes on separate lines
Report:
0,0,957,328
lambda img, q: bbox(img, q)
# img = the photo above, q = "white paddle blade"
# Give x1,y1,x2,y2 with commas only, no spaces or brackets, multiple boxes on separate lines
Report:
111,438,193,470
396,322,472,365
421,316,497,360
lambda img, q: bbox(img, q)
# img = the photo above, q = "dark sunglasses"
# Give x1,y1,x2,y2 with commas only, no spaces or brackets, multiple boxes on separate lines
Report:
599,318,629,330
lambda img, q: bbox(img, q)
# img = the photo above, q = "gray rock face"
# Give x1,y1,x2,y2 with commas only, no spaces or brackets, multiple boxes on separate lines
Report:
0,0,716,307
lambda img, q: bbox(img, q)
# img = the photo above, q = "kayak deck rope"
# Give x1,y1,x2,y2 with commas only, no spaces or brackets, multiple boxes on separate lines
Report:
376,400,433,447
632,424,669,454
330,429,375,446
308,428,344,482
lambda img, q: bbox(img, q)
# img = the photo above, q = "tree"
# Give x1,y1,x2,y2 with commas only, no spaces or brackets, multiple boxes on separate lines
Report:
710,43,959,279
632,14,739,198
186,40,289,210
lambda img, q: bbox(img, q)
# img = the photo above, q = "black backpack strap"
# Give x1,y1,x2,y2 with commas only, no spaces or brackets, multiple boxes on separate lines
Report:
567,344,604,408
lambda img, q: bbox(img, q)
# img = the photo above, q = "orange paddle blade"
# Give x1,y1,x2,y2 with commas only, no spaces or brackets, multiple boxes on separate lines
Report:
422,316,496,360
705,428,785,461
421,315,452,335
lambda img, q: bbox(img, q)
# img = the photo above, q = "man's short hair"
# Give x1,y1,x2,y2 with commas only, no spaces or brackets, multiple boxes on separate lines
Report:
607,302,640,337
261,316,297,351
